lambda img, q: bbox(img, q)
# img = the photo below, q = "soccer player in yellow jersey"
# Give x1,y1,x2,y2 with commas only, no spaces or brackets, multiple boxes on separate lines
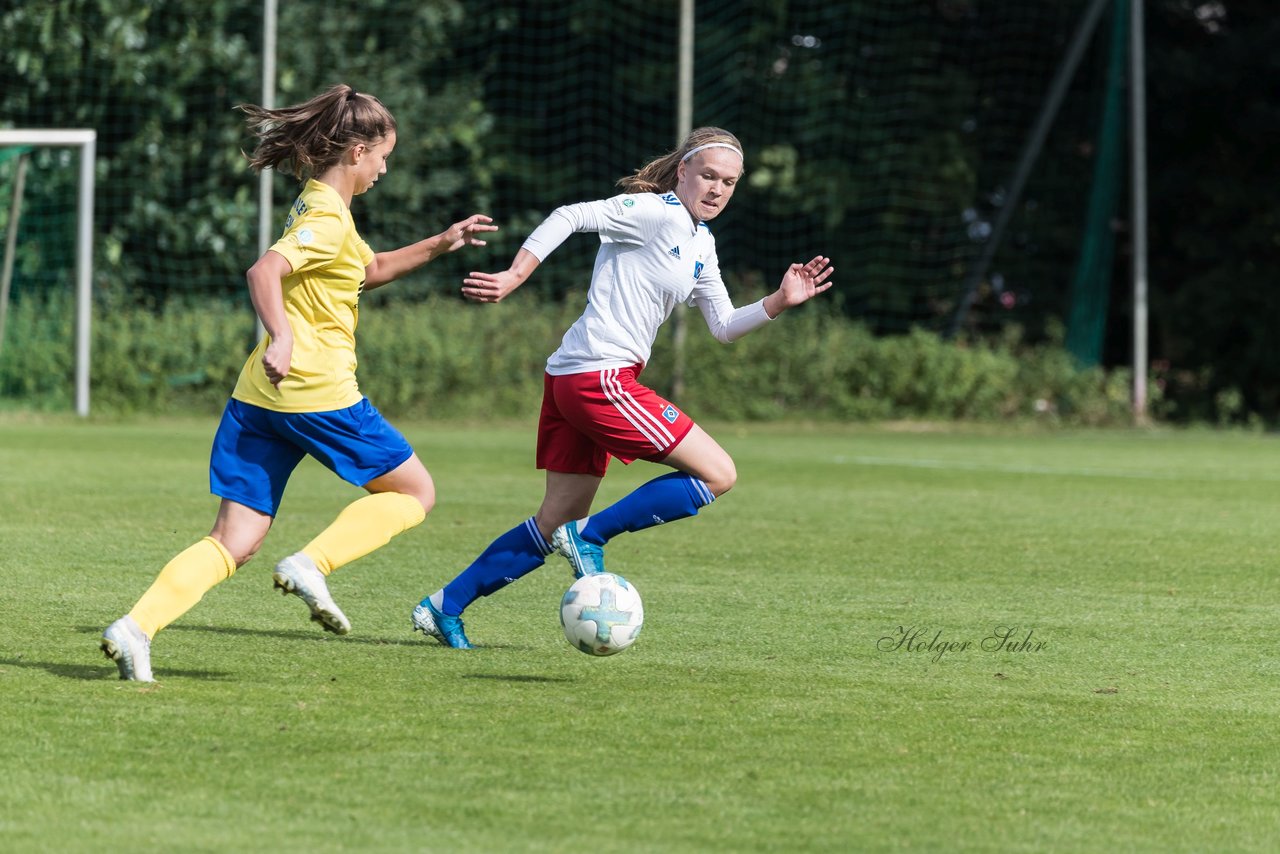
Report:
100,84,496,681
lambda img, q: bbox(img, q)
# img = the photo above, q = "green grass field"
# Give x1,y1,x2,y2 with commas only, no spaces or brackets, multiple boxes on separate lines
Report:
2,416,1278,852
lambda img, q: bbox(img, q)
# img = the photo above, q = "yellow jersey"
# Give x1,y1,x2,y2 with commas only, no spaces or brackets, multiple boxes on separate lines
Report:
232,179,375,412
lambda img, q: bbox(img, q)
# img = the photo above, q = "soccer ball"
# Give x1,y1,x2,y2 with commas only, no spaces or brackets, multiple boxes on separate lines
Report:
560,572,644,656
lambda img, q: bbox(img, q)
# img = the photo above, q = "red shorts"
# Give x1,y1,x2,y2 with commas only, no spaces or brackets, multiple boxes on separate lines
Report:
536,366,696,477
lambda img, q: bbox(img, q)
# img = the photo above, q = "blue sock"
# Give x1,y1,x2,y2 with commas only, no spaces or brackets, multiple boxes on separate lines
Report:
579,472,715,545
435,518,553,615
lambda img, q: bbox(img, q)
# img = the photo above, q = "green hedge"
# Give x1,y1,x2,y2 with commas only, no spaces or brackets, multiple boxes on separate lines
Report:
0,294,1138,424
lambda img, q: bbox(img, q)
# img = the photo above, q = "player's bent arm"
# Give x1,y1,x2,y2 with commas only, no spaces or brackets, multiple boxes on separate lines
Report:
246,249,295,386
691,256,774,344
695,255,835,342
462,198,653,304
522,197,658,259
460,206,587,302
245,250,293,343
521,207,579,260
695,293,774,344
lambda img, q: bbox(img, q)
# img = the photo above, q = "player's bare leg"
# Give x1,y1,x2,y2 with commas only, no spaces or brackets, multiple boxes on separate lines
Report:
102,500,263,681
659,425,737,497
542,472,607,577
277,456,431,635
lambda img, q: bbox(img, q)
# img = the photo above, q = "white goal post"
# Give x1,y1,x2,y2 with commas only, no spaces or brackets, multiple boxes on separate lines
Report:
0,129,96,416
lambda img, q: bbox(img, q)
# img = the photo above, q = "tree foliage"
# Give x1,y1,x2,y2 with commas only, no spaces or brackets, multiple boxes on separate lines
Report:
1,1,260,300
0,0,1276,421
1138,0,1280,421
0,0,483,304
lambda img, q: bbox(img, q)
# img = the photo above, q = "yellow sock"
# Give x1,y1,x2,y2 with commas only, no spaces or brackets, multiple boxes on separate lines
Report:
303,492,426,575
128,536,236,639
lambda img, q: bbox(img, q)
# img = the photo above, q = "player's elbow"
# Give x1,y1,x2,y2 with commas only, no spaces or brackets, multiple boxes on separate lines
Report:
710,325,736,345
245,260,270,292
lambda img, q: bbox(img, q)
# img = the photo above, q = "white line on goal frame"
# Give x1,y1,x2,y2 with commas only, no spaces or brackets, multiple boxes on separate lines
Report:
0,129,96,416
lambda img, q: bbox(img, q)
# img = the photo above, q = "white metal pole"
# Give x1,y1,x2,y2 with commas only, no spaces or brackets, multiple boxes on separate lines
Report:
671,0,694,400
76,134,96,417
1130,0,1148,421
256,0,277,340
677,0,693,138
0,153,28,358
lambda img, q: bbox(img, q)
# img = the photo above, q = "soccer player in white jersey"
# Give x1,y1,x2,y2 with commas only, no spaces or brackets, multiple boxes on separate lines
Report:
411,127,833,648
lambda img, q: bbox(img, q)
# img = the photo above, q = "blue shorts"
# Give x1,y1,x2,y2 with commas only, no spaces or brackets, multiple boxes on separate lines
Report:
209,398,414,516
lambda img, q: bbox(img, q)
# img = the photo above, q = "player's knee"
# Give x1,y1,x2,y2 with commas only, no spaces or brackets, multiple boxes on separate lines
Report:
408,468,436,517
706,457,737,497
412,486,435,517
385,475,434,518
215,535,261,568
534,502,585,536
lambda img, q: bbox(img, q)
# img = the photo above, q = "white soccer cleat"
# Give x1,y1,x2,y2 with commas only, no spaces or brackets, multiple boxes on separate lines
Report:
272,553,351,635
100,615,155,682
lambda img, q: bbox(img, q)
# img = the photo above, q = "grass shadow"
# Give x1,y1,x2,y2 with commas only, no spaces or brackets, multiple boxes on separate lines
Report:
0,657,233,682
462,673,575,684
74,623,427,648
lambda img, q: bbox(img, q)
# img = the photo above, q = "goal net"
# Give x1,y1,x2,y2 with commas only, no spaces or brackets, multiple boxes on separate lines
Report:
1,0,1111,408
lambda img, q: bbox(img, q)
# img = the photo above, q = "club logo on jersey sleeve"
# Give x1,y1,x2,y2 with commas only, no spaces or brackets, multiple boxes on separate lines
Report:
662,404,679,424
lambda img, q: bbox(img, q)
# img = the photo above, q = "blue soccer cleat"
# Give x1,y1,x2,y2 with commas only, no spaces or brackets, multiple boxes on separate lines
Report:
411,599,473,649
551,520,606,579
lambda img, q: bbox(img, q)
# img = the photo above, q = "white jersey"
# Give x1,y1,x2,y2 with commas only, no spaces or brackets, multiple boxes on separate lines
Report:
522,192,772,376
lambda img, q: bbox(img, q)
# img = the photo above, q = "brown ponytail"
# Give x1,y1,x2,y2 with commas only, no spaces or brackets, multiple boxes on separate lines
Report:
239,84,396,181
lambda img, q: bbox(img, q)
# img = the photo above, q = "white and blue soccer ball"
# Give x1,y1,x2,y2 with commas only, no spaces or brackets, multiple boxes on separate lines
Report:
560,572,644,656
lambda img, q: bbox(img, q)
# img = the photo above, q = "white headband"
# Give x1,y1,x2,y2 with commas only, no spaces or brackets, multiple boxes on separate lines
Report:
681,142,743,162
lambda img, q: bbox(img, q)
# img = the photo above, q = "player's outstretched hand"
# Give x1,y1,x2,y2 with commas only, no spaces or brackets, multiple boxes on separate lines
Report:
768,255,834,316
782,255,834,305
438,214,498,255
461,269,522,303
